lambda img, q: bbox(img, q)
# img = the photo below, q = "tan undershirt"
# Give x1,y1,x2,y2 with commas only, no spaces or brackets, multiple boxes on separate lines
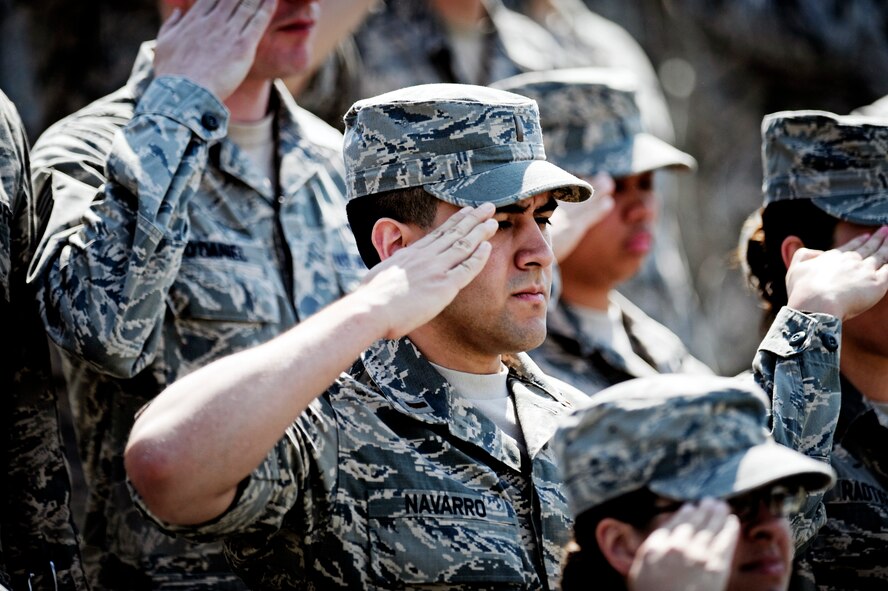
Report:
228,113,277,188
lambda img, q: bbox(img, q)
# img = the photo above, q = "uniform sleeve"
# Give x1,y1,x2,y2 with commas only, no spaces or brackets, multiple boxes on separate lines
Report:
752,306,842,550
131,394,340,544
29,76,228,379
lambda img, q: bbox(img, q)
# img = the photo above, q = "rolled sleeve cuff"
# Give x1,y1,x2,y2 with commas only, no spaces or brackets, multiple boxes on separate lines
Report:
758,306,842,358
135,76,229,142
128,446,297,543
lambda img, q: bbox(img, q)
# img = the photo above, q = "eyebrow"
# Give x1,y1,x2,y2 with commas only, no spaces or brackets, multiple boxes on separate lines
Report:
495,196,558,215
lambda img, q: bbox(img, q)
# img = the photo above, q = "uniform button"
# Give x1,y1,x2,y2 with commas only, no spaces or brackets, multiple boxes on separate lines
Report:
789,331,806,346
201,113,220,131
821,333,839,351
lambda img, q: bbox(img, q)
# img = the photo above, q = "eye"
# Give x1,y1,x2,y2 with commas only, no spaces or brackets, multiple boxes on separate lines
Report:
535,217,552,227
497,220,513,230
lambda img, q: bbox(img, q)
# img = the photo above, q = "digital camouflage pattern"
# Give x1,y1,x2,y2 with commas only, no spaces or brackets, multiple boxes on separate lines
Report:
491,68,696,178
134,337,588,590
0,90,88,591
530,293,711,397
29,42,364,590
553,372,835,519
343,83,591,206
755,302,888,591
298,0,567,131
762,111,888,226
792,376,888,588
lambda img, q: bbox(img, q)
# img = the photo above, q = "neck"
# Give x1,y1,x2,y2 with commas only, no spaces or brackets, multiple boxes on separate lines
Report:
408,327,503,374
224,78,273,123
431,0,487,29
559,281,611,311
528,0,553,22
841,339,888,402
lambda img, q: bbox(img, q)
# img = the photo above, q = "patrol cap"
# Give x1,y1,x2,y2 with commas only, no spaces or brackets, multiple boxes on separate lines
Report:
552,374,836,518
763,110,888,225
342,83,593,207
491,68,696,178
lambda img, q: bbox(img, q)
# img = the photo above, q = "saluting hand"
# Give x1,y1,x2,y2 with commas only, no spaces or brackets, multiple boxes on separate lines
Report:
550,172,614,262
630,499,739,591
154,0,277,101
359,203,498,340
786,226,888,320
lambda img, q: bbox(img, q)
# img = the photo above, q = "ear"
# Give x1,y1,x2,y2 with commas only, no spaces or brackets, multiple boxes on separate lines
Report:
596,518,646,578
371,218,421,263
780,235,806,269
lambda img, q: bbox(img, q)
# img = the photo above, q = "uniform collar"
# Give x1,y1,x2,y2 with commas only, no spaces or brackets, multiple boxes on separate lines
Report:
360,338,571,464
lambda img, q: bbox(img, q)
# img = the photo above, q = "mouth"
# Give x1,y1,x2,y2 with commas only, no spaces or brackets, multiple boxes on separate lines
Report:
739,555,787,577
624,229,652,255
512,286,547,304
275,17,316,33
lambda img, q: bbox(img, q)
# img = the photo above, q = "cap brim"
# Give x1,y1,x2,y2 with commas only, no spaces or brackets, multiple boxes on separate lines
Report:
424,159,593,207
811,194,888,226
548,133,697,179
650,440,836,501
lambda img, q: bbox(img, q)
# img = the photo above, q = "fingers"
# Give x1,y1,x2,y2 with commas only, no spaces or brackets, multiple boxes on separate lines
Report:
447,242,493,288
848,226,888,259
240,0,277,35
414,203,496,253
590,171,616,197
159,7,184,34
708,513,740,566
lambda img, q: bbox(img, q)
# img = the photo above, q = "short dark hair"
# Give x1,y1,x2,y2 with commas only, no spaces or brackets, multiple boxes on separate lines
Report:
346,186,440,268
738,200,839,324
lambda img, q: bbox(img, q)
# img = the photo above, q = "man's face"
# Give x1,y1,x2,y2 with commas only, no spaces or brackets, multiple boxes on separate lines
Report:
832,220,888,356
559,171,657,291
248,0,319,80
174,0,319,79
423,193,557,361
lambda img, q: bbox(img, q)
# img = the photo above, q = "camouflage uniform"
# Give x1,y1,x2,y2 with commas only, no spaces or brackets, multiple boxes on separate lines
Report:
0,90,88,590
751,112,888,590
134,83,594,590
491,70,708,395
137,338,587,590
531,293,710,396
29,42,364,590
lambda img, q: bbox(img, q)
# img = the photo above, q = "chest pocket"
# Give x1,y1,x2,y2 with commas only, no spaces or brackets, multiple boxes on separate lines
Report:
367,489,526,587
168,253,282,324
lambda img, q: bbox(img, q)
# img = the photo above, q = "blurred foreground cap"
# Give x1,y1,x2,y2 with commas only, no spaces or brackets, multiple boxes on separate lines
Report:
553,374,836,518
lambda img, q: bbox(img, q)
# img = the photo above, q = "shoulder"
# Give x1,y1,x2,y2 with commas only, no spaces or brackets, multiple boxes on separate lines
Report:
31,87,136,169
277,82,344,158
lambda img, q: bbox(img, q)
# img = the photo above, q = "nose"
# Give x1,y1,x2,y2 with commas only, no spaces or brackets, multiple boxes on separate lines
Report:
515,220,555,270
743,501,788,542
621,186,657,225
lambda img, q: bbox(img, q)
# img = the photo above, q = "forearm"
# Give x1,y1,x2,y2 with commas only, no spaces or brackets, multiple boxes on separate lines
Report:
32,76,227,377
753,306,842,548
125,287,388,524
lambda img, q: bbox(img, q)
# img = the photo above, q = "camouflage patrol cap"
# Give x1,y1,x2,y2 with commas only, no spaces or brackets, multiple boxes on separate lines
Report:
552,374,835,518
342,83,593,207
763,110,888,225
492,68,696,178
